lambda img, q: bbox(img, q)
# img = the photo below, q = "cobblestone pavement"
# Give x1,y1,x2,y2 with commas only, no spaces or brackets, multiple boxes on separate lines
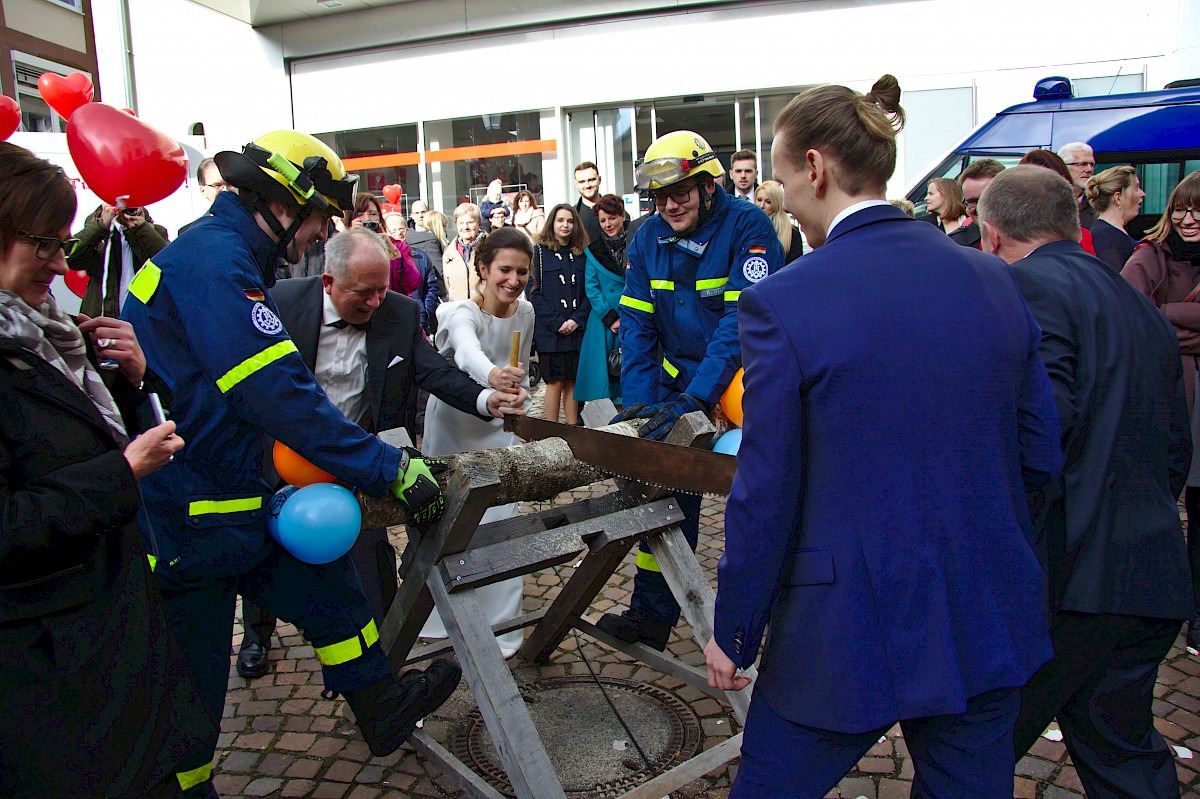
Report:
212,391,1200,798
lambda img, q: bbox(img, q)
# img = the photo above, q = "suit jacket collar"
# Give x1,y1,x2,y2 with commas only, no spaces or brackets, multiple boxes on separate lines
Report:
824,203,911,245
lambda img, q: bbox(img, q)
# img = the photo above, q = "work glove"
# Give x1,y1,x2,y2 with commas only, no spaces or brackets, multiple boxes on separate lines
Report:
639,393,709,442
610,402,655,424
391,447,446,528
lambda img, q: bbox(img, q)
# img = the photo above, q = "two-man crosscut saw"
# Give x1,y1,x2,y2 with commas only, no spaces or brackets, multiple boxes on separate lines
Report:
504,416,736,496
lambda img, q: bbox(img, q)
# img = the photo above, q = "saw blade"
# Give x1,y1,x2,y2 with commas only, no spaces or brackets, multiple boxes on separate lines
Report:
505,416,736,496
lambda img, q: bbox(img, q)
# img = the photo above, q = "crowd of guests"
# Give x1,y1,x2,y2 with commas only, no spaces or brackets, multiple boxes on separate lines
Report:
9,79,1200,796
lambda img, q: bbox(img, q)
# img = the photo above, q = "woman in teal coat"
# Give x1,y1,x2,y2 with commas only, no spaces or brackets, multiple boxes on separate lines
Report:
576,194,627,403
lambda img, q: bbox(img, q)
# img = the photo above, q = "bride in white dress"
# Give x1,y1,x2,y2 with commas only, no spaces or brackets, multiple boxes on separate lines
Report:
420,228,535,657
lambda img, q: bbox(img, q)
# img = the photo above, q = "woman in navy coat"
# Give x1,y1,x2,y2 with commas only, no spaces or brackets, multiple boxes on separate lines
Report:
706,76,1062,798
527,203,590,423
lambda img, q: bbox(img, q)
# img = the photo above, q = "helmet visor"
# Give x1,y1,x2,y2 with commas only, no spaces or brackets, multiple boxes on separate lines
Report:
635,151,717,190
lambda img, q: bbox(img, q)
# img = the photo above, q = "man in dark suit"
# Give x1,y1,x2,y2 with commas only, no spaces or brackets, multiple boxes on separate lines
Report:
980,165,1191,798
707,80,1062,797
237,227,525,678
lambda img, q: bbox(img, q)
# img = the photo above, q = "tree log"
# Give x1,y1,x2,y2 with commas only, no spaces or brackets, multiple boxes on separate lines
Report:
357,421,645,530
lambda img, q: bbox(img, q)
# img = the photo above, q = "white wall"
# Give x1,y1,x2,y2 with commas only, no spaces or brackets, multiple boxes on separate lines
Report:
286,0,1189,191
92,0,292,153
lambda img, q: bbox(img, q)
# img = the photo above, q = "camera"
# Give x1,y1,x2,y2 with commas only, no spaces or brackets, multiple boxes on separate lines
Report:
361,220,380,232
121,207,142,217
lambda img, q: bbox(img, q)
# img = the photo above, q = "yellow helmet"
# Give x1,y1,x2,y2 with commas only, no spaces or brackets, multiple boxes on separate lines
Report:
215,130,358,214
635,130,725,191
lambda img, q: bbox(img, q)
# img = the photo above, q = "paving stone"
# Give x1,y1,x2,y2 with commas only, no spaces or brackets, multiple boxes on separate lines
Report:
219,750,260,773
1041,787,1083,799
281,779,316,797
1015,755,1056,780
245,776,285,796
836,776,876,799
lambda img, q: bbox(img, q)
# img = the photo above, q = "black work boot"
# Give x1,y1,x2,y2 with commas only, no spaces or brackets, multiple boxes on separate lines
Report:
596,608,672,651
343,660,462,756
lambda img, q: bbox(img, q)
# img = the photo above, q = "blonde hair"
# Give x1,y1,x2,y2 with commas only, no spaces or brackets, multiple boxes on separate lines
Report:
755,181,792,253
425,210,449,246
773,74,905,195
1085,166,1137,213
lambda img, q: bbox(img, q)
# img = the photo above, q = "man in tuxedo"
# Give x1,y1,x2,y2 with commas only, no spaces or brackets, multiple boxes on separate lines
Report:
980,165,1190,798
237,227,526,678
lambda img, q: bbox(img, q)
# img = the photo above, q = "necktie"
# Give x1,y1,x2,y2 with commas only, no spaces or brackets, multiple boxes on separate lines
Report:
328,318,371,332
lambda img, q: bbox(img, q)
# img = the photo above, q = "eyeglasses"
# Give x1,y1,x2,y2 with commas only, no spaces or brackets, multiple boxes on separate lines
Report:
650,183,697,207
20,232,79,260
1065,160,1096,169
1171,208,1200,222
203,180,232,191
963,198,980,211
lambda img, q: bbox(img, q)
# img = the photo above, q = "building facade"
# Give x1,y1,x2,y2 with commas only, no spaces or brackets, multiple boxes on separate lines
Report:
87,0,1200,214
2,0,100,132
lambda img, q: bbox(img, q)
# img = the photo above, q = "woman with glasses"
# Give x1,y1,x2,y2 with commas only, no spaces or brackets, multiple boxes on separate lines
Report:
1123,170,1200,655
0,142,209,797
1087,166,1144,272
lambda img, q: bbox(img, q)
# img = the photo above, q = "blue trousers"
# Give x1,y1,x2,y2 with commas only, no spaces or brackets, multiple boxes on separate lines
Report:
161,538,387,778
630,492,701,625
733,687,1021,798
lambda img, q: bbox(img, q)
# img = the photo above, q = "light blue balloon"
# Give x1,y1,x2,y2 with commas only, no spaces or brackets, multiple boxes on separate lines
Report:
712,429,742,456
273,483,361,564
266,484,299,544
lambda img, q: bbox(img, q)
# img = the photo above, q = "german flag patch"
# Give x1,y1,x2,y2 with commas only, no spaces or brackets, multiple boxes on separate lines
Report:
244,289,265,302
748,245,767,255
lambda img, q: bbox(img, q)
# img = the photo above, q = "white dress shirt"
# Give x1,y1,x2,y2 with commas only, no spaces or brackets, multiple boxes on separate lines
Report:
316,292,370,426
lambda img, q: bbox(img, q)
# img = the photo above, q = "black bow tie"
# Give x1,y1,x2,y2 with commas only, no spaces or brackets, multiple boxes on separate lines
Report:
328,318,371,332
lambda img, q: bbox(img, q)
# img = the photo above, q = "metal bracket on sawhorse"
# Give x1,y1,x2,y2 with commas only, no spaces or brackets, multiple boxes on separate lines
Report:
373,403,754,799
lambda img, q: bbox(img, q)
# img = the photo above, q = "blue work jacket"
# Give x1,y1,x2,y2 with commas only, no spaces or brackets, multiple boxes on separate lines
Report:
619,186,784,407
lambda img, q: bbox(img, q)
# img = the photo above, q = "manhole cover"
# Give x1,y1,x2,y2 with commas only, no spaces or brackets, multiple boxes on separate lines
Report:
450,676,703,797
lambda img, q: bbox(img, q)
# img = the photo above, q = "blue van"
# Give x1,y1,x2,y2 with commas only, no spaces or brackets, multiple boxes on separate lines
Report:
906,76,1200,237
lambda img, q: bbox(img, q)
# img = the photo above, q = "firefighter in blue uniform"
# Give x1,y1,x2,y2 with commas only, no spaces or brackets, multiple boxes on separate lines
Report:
599,130,785,650
122,130,461,797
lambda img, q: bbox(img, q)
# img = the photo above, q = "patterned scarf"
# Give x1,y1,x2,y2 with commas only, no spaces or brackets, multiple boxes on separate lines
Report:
0,291,128,445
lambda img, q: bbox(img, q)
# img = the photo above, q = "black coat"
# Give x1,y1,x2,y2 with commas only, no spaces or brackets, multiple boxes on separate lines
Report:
268,277,488,449
1013,240,1193,620
0,333,209,798
528,245,590,354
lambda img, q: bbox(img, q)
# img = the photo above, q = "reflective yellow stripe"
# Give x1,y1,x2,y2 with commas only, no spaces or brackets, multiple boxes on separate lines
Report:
188,496,264,516
216,340,298,393
649,279,675,291
696,277,728,290
636,551,662,572
724,291,741,302
619,295,654,314
147,554,157,572
315,620,378,667
176,762,213,791
128,261,162,305
362,618,379,649
662,358,679,379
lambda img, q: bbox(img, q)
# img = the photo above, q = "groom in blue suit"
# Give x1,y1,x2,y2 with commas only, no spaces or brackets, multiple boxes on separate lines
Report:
707,78,1062,798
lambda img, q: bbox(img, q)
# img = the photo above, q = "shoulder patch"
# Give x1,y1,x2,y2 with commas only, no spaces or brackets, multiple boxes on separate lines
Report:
251,302,283,336
748,245,767,255
244,289,265,302
742,256,770,283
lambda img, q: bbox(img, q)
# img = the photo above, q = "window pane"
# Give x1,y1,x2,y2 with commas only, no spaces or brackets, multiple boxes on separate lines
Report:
902,87,974,189
424,112,545,218
1074,74,1145,98
316,124,419,210
758,92,802,183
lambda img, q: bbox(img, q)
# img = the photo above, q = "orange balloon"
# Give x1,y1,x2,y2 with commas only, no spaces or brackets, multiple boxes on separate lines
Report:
273,440,336,487
720,368,745,427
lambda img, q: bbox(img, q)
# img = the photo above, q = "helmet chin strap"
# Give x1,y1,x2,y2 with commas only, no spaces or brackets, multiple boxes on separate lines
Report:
254,196,313,281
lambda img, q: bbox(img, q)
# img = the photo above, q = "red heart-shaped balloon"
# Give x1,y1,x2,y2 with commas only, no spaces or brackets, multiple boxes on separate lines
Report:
0,96,19,141
37,72,94,120
64,269,89,298
67,104,187,207
382,184,402,204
